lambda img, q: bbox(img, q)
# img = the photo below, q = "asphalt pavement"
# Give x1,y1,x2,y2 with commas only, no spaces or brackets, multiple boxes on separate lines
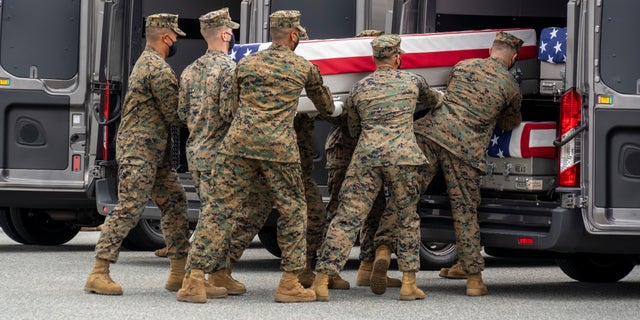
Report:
1,230,640,320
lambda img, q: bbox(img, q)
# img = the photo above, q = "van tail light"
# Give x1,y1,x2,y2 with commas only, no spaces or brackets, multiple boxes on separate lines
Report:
102,81,110,160
558,89,582,187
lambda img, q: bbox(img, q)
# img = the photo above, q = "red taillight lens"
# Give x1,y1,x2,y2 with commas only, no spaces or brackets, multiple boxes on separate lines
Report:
102,81,110,160
558,89,582,187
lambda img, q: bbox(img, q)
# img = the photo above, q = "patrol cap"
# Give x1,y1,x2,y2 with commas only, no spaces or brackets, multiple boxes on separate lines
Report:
356,29,384,38
494,31,524,51
200,8,240,30
371,34,405,58
146,13,186,36
270,10,308,40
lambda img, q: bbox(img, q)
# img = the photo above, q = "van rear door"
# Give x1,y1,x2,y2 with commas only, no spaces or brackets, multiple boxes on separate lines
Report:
0,0,92,193
584,0,640,233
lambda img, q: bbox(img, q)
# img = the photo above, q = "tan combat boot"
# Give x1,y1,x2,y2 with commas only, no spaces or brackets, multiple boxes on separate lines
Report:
466,272,488,296
310,272,330,302
439,262,468,279
84,258,123,295
298,260,316,288
275,271,317,303
370,245,392,295
399,271,425,301
176,269,207,303
204,275,228,299
154,246,168,258
209,268,246,295
329,274,350,290
356,261,402,287
165,257,186,291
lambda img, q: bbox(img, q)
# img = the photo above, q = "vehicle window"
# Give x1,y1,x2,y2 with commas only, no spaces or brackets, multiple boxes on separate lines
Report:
0,0,80,80
600,0,640,95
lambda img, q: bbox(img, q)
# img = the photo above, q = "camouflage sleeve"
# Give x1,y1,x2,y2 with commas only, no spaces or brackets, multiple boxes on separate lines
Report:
218,62,238,123
496,90,523,130
177,75,189,126
415,74,440,111
305,64,335,117
318,112,345,126
346,94,360,139
151,64,183,127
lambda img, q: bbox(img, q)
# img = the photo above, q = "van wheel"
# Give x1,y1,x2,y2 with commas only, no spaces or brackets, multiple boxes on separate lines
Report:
0,208,32,244
556,254,635,282
8,208,80,245
122,219,166,251
258,227,282,258
419,241,457,270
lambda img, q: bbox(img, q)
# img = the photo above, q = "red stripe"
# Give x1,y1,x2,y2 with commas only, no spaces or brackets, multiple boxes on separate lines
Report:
311,45,538,76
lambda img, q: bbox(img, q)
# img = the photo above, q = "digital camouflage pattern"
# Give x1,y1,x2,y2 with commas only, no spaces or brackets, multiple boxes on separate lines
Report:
177,49,235,180
269,10,308,39
294,114,326,265
370,34,405,58
347,67,439,167
95,47,189,262
199,8,239,30
209,40,335,272
413,52,522,274
145,13,185,36
413,57,522,173
414,135,484,274
495,31,524,50
219,43,334,162
316,65,439,275
355,29,384,38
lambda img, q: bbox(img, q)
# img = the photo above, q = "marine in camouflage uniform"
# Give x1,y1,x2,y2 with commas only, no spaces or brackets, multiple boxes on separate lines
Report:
322,30,399,286
183,10,335,303
175,9,239,302
413,31,523,296
312,34,440,301
85,14,189,296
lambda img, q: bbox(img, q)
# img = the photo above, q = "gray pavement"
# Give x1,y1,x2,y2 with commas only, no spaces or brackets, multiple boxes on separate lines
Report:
1,230,640,320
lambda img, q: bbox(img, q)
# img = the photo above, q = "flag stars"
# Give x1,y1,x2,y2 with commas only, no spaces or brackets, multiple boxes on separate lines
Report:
549,28,558,39
539,41,547,54
554,41,562,53
491,135,499,146
497,149,505,158
243,48,253,56
229,49,237,60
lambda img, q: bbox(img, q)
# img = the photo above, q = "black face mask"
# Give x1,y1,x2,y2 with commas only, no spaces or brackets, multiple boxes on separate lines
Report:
398,57,402,69
228,33,236,52
167,42,177,58
292,34,300,51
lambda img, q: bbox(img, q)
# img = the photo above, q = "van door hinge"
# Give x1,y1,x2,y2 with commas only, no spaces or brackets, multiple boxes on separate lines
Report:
562,193,587,208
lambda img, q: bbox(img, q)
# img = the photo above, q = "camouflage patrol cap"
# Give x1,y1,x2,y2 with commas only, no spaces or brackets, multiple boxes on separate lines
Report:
495,31,524,50
200,8,240,30
356,29,384,37
145,13,186,36
371,34,405,58
270,10,308,40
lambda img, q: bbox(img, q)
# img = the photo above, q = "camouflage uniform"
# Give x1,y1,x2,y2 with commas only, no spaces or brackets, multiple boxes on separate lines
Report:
178,9,245,273
323,28,391,263
94,15,189,262
316,35,440,275
194,12,335,273
413,31,523,275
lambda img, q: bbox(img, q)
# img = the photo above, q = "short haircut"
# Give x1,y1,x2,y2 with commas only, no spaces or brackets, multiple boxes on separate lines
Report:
146,26,170,41
492,40,517,54
270,27,295,41
201,25,225,40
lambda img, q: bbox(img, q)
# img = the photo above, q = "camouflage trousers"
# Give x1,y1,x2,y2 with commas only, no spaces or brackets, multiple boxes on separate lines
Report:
416,135,484,274
187,154,307,273
326,166,393,262
316,165,422,275
295,114,326,266
95,156,190,262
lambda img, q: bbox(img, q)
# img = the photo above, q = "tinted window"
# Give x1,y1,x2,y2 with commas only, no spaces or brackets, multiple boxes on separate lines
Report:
0,0,80,80
600,0,640,94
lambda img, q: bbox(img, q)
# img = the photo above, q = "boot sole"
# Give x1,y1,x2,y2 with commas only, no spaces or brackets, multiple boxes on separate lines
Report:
400,294,425,301
356,279,370,286
165,284,182,292
274,293,317,303
370,259,389,295
227,288,247,295
84,287,123,295
466,288,488,296
177,296,207,303
206,293,228,299
441,274,468,279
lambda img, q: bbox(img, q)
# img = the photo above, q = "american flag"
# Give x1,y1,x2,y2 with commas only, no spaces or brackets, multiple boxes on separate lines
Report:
539,27,567,64
487,122,557,159
229,28,538,76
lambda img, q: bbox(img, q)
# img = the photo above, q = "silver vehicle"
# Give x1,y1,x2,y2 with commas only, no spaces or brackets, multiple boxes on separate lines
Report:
2,0,639,280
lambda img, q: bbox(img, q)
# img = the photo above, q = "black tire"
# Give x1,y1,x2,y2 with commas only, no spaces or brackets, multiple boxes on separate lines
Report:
9,208,80,245
258,227,282,258
122,219,166,251
419,240,457,270
0,208,33,244
556,254,636,283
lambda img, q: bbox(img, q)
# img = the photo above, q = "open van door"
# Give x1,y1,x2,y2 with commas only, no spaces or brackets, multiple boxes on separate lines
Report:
583,0,640,234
